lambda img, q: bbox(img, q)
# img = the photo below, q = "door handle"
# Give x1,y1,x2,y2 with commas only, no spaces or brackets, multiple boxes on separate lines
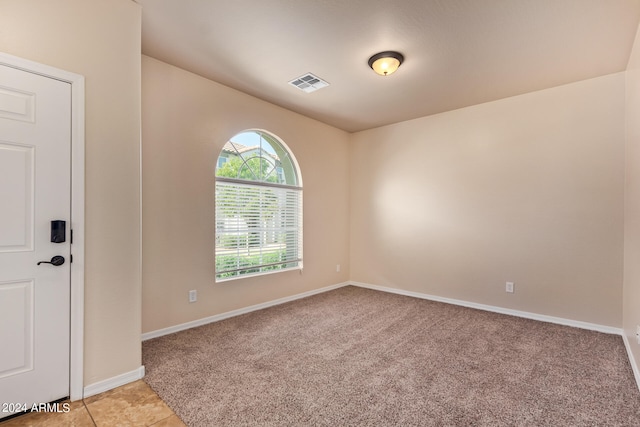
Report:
37,256,65,266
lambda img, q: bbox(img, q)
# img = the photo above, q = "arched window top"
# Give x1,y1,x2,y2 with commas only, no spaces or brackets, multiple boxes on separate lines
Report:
216,130,300,187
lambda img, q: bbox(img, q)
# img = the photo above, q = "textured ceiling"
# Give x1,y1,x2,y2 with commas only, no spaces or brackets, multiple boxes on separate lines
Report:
137,0,640,133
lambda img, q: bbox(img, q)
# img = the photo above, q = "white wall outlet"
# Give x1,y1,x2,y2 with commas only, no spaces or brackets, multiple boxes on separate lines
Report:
636,325,640,345
336,264,341,273
506,282,515,293
189,290,197,303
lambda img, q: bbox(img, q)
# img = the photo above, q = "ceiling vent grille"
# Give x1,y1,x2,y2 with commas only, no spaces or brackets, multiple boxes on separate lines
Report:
288,73,329,93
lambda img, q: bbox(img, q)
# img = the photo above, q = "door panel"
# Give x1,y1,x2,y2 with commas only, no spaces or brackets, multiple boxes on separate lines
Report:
0,142,34,251
0,280,33,379
0,64,71,418
0,85,35,122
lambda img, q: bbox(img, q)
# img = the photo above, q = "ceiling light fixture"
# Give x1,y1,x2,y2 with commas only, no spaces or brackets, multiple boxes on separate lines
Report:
368,51,404,76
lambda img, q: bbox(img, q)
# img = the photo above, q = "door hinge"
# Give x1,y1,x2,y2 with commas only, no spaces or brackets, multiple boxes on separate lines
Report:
70,229,73,244
70,254,73,263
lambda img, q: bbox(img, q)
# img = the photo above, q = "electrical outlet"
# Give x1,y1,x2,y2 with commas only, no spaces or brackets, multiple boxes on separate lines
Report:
636,325,640,345
506,282,514,293
189,290,197,303
336,264,341,273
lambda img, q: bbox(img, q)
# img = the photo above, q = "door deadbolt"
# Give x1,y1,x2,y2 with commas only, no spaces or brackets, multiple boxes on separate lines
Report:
51,220,66,243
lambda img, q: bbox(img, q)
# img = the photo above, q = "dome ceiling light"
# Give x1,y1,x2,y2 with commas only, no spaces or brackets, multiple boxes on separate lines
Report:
368,51,404,76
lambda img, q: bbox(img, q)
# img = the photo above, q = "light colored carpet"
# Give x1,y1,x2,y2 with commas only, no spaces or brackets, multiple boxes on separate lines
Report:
143,286,640,426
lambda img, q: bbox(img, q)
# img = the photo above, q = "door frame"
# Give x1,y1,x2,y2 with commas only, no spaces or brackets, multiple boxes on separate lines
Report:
0,52,85,401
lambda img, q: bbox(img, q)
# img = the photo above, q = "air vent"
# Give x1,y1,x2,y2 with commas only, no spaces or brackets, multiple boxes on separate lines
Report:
288,73,329,93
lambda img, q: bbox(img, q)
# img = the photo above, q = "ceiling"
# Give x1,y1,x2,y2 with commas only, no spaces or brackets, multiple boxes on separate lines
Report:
137,0,640,133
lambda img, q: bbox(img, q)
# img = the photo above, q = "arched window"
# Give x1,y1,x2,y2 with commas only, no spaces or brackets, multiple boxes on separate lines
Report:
215,130,302,281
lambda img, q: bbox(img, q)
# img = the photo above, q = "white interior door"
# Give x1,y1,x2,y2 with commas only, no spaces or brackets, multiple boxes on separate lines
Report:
0,64,71,418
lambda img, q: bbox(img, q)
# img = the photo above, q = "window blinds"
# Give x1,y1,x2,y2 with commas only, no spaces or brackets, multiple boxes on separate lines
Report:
215,180,302,281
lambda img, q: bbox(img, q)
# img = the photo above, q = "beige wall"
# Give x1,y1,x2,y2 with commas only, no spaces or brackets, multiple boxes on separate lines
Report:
350,74,625,327
624,24,640,374
0,0,142,385
141,56,350,333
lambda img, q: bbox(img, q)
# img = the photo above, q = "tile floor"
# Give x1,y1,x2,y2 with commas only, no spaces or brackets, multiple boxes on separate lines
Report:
0,380,185,427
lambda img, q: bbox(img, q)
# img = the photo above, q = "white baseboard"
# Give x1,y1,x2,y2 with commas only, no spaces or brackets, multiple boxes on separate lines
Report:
143,279,623,339
83,366,145,398
350,281,623,335
142,281,350,341
623,334,640,392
